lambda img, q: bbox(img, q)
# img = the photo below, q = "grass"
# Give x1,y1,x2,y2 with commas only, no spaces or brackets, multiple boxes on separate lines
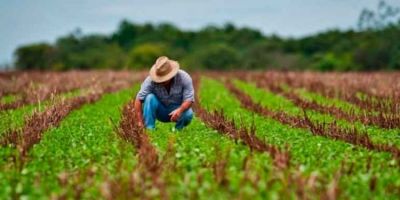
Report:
0,74,399,199
234,80,400,148
0,89,83,135
0,87,138,199
0,94,19,104
201,77,400,199
146,110,274,199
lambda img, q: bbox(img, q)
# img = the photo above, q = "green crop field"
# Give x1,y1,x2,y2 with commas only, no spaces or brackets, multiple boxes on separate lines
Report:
0,70,399,200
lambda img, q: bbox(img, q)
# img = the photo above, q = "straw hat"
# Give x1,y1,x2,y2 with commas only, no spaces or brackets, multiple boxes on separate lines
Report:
149,56,180,83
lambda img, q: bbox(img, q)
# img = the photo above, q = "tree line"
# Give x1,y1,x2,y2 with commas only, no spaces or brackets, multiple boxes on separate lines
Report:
14,1,400,71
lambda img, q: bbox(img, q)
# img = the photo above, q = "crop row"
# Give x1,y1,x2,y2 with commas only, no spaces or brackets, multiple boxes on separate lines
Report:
108,75,342,199
232,77,400,150
1,72,143,157
0,87,143,199
0,71,90,110
215,71,400,148
251,75,400,129
0,89,82,135
110,98,167,199
87,86,262,198
192,76,345,199
193,76,290,169
0,71,144,135
0,71,49,96
101,75,342,199
0,70,142,111
101,77,291,199
200,77,400,198
0,73,144,199
227,71,400,115
0,71,132,96
224,79,400,163
1,71,399,199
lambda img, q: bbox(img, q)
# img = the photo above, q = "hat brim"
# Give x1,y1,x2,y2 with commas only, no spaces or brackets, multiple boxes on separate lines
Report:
149,60,180,83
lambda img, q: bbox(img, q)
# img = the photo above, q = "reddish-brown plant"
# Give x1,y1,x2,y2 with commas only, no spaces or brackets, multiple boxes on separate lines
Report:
113,99,167,200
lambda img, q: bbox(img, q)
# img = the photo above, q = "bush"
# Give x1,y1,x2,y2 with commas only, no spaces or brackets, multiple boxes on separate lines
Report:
196,44,240,70
127,43,166,69
353,39,391,70
389,47,400,69
242,41,307,70
15,43,56,70
313,53,357,71
242,42,275,69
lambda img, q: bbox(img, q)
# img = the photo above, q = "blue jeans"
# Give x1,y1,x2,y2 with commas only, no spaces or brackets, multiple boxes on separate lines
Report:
143,94,193,130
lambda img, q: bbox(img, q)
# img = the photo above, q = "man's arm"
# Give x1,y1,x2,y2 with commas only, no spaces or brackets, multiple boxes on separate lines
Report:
179,100,193,112
169,100,192,122
135,76,152,127
170,73,195,121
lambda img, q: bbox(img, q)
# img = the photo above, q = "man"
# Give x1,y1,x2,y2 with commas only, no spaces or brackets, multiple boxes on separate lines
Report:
134,56,194,130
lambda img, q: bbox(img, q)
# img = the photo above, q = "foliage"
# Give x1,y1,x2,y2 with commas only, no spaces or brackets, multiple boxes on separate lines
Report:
312,52,356,71
0,88,138,199
127,43,167,69
195,44,240,70
54,34,126,70
358,0,400,31
13,1,400,71
201,77,400,199
15,43,57,70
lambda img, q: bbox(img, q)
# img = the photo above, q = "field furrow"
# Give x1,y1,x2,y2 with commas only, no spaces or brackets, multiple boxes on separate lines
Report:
201,77,400,199
228,79,400,162
109,98,167,199
129,77,333,199
1,70,399,199
0,71,139,111
194,78,343,198
0,77,139,156
263,80,400,129
233,79,400,152
0,85,139,199
0,89,83,135
149,119,279,199
234,71,400,115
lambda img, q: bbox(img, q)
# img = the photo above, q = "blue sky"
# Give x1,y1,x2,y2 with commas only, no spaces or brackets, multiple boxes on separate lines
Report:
1,0,399,66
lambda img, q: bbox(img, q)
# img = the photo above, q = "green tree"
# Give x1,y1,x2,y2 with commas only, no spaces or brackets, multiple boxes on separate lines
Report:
313,52,356,71
15,43,56,70
127,43,166,69
358,0,400,30
242,41,280,69
196,44,240,70
54,34,126,70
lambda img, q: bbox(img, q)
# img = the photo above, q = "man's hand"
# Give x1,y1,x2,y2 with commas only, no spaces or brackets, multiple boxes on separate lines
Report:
169,108,183,122
169,101,193,122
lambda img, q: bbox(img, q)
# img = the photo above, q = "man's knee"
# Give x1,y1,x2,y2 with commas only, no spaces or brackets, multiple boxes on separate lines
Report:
144,93,158,107
181,109,194,122
144,93,156,102
175,109,193,130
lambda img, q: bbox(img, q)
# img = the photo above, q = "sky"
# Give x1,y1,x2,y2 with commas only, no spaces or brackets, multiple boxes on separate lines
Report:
1,0,399,67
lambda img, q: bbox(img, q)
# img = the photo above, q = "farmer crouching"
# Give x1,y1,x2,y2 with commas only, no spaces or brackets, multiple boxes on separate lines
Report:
134,56,194,130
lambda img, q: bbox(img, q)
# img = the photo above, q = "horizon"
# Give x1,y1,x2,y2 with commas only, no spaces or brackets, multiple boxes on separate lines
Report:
1,0,400,68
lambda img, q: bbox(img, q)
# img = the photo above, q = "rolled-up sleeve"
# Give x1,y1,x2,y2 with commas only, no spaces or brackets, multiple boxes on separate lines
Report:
182,74,195,102
136,76,153,101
